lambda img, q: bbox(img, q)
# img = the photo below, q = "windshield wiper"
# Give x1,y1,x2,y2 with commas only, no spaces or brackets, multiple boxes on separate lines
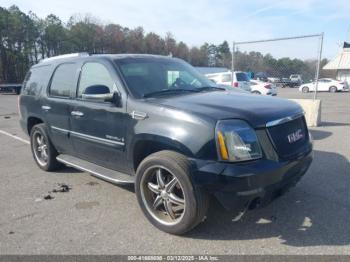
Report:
196,86,226,92
143,88,199,98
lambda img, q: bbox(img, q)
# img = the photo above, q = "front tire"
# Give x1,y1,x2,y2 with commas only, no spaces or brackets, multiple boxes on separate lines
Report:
302,86,309,93
135,150,209,235
30,123,62,171
252,91,261,95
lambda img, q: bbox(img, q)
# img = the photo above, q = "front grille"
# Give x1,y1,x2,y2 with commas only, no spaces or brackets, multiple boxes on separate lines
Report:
267,116,309,159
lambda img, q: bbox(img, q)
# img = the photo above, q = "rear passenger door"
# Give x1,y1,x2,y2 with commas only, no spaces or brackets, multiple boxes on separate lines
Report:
221,73,232,85
43,63,79,154
69,61,128,172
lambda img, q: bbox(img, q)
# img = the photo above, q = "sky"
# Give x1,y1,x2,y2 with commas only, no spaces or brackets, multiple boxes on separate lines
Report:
2,0,350,59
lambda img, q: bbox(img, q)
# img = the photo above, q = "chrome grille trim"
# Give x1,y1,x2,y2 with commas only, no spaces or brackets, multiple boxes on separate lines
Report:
266,112,304,128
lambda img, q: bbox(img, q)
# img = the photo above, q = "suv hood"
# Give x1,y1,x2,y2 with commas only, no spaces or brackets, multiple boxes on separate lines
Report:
149,91,302,128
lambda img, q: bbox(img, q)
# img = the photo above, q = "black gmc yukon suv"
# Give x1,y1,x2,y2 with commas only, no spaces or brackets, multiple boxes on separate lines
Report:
19,53,313,234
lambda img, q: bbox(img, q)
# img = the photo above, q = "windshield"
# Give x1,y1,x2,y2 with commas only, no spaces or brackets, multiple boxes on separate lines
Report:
115,57,217,98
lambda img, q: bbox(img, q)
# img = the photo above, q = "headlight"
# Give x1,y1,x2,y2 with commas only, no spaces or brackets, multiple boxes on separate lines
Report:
215,120,262,162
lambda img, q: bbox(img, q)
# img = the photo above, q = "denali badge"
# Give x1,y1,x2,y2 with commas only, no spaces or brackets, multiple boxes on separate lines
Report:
287,129,304,143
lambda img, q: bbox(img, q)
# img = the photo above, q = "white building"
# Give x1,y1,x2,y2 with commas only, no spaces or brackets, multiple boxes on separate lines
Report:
323,42,350,84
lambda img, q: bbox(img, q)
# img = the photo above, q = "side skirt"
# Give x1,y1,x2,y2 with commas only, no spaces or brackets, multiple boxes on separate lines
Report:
56,154,135,184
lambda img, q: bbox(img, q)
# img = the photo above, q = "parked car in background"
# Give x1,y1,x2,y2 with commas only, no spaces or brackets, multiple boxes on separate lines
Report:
268,77,281,83
290,74,303,85
250,80,277,96
278,77,300,88
205,71,251,92
299,78,349,93
0,83,22,94
217,84,250,93
254,72,268,82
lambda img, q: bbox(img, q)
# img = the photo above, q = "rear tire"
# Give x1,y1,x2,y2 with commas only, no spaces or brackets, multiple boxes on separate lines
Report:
252,91,261,95
135,150,209,235
329,86,337,93
302,86,309,93
30,123,62,171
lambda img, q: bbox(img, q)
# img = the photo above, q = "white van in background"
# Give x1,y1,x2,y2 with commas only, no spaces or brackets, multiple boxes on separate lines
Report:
205,71,251,92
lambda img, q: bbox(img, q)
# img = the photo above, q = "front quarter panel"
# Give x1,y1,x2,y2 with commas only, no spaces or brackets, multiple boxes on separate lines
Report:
126,98,217,161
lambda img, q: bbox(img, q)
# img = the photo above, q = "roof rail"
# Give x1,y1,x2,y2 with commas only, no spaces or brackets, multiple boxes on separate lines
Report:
39,52,89,63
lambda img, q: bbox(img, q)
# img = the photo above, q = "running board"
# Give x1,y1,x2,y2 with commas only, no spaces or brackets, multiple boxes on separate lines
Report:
56,154,135,184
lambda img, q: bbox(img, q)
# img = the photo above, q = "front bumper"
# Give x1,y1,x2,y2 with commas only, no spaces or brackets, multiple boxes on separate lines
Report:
191,149,313,211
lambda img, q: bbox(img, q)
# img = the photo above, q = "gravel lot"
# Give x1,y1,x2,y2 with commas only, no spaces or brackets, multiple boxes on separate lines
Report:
0,88,349,255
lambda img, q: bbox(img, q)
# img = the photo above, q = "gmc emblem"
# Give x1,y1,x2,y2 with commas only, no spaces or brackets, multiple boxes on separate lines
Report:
287,129,304,143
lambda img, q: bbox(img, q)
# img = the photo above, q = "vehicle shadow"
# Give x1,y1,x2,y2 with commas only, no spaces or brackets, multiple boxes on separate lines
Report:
186,149,350,247
309,129,332,140
54,166,84,174
321,121,350,127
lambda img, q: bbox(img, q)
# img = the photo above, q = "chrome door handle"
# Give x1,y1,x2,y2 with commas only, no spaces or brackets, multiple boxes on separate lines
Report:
41,105,51,111
71,111,84,117
130,111,148,120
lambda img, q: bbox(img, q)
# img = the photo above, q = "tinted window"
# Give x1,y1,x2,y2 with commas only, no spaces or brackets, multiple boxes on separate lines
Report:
116,58,216,98
236,72,248,82
50,63,77,97
222,73,232,82
78,62,115,98
23,65,52,96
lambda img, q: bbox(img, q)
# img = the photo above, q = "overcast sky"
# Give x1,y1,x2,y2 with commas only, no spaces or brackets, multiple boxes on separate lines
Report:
3,0,350,59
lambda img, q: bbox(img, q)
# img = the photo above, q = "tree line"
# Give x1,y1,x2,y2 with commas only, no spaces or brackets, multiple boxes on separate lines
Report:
234,51,330,81
0,5,330,83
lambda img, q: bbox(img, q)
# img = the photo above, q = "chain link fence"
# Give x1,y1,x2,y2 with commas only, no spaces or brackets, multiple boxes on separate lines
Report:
231,34,324,99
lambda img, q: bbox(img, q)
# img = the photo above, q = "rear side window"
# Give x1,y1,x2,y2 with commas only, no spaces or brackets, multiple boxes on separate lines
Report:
50,63,78,97
22,65,52,96
236,72,248,82
222,73,232,82
78,62,115,98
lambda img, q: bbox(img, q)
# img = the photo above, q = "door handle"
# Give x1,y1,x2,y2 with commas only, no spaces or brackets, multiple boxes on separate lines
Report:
71,111,84,117
41,105,51,111
130,111,148,120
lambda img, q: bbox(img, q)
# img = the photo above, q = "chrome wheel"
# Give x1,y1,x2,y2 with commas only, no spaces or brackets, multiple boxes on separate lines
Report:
140,166,185,226
32,131,48,166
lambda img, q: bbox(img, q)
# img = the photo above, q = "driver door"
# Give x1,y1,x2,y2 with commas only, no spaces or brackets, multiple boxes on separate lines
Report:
70,61,129,172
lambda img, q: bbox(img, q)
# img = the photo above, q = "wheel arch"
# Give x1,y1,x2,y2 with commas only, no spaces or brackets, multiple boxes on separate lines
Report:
130,134,193,172
302,86,309,92
27,116,44,135
329,85,337,92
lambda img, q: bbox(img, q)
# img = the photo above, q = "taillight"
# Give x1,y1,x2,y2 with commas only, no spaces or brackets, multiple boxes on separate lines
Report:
264,84,271,89
233,82,239,87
